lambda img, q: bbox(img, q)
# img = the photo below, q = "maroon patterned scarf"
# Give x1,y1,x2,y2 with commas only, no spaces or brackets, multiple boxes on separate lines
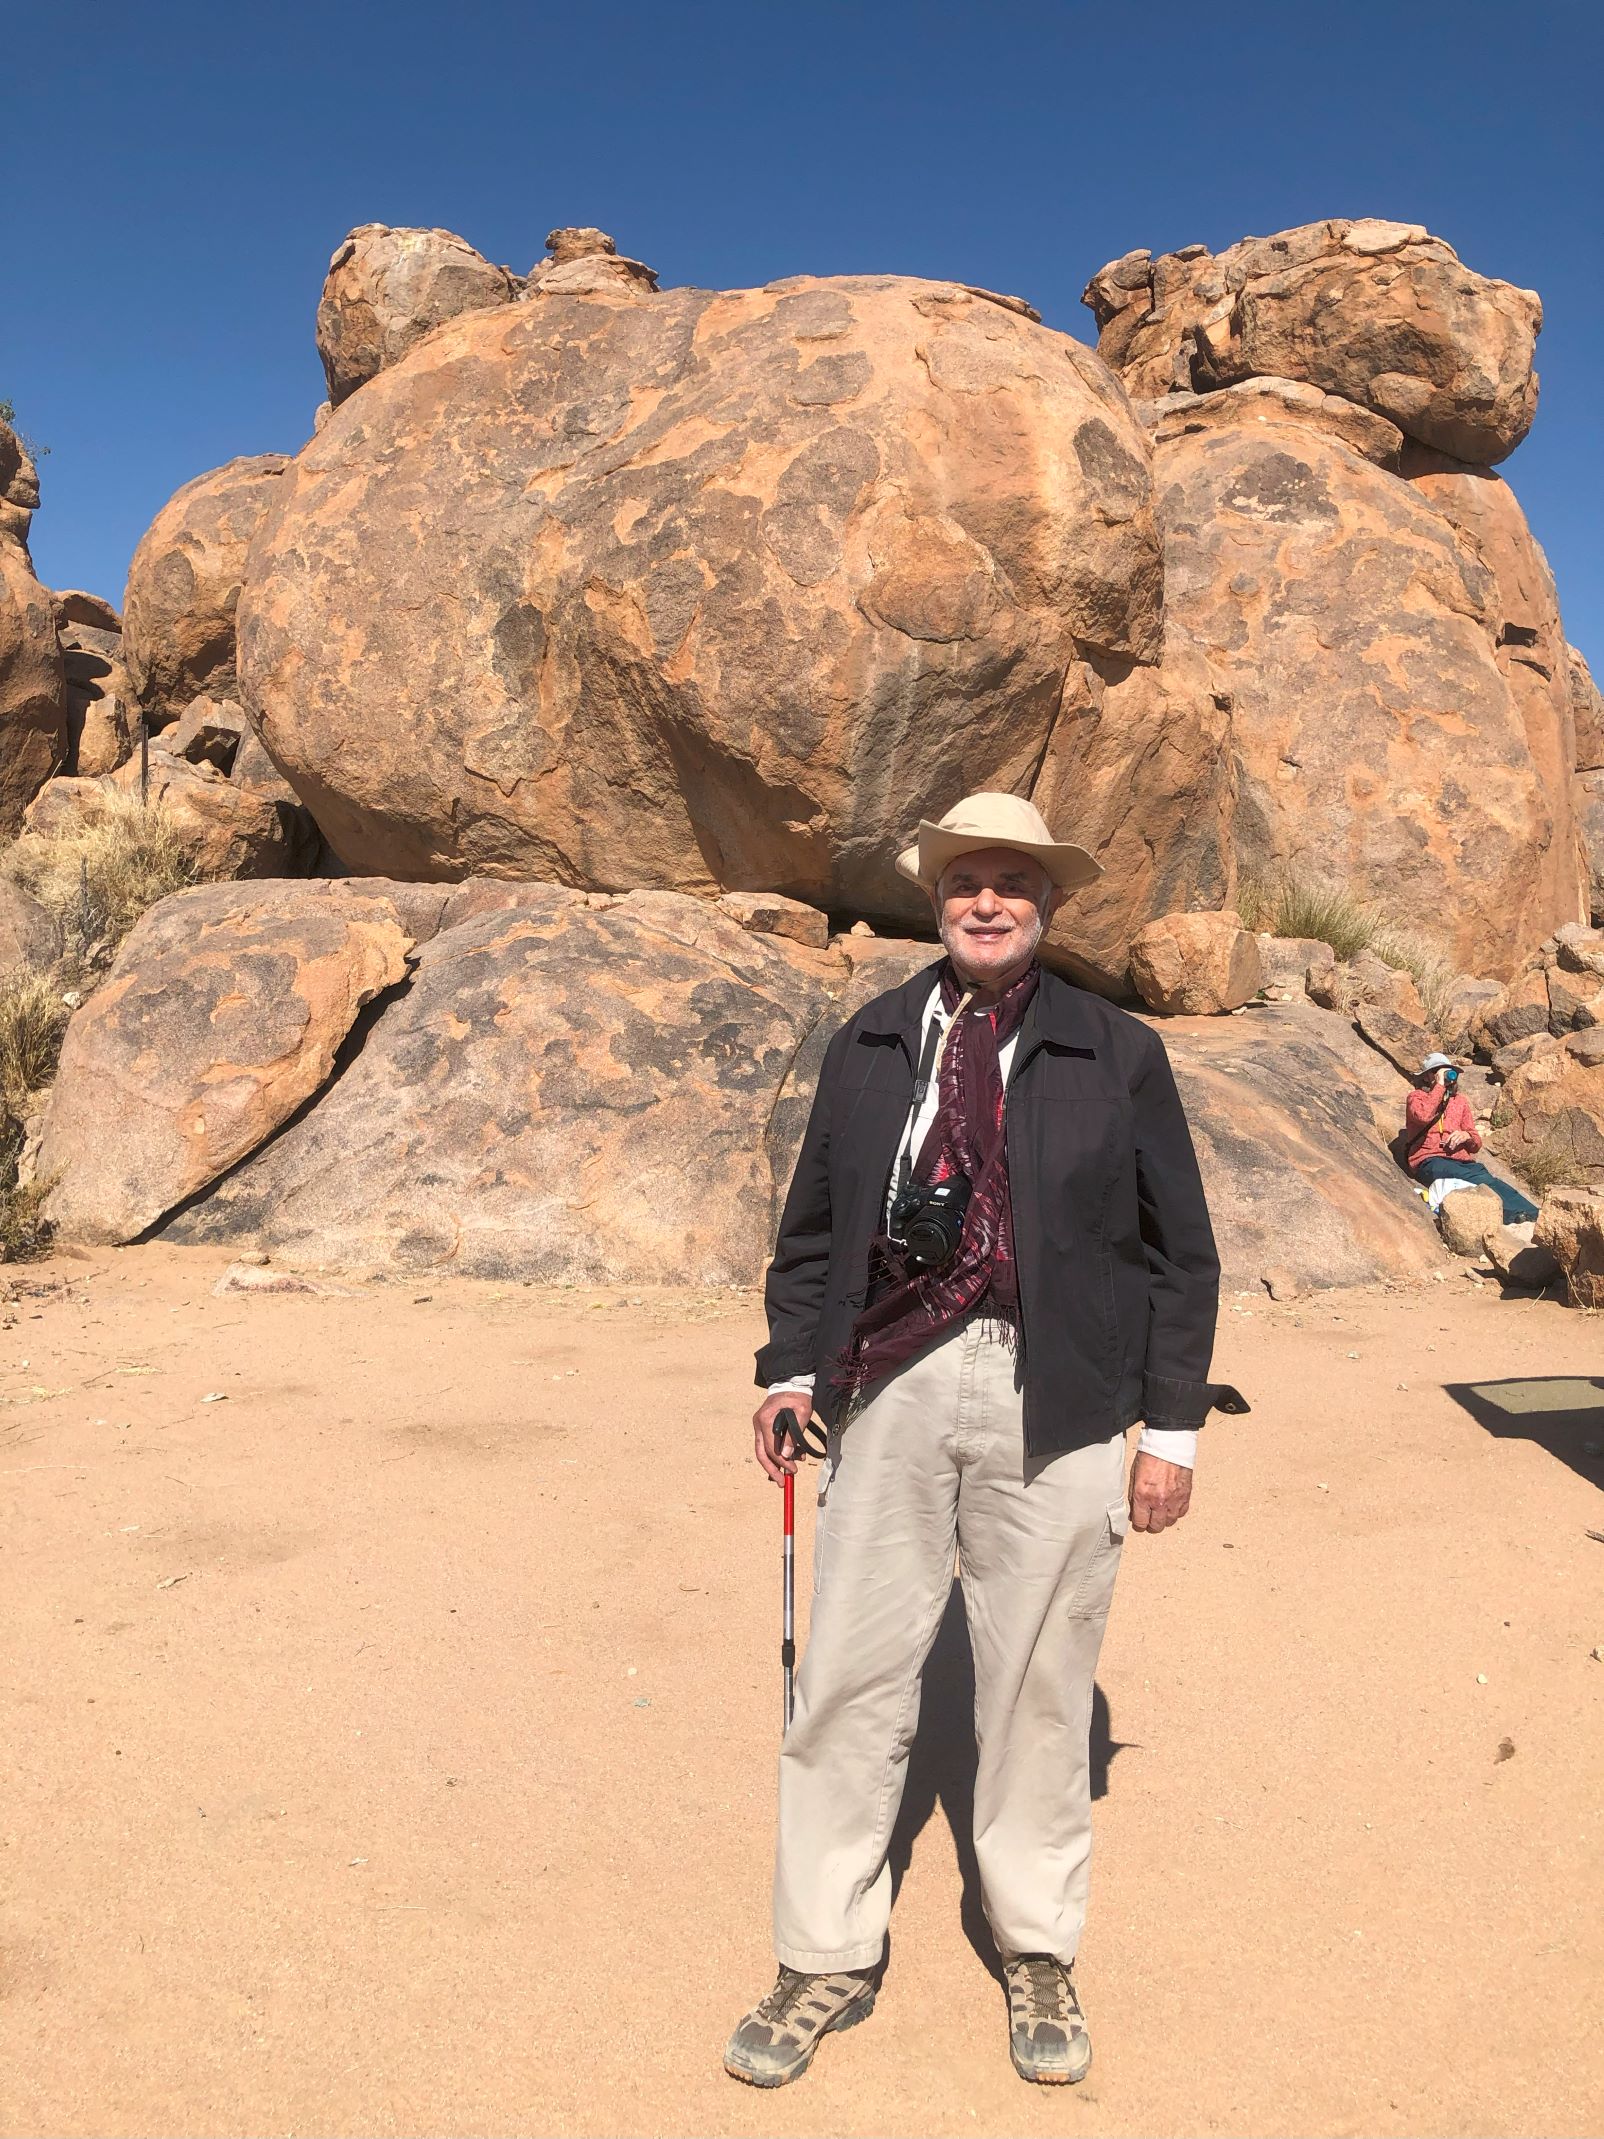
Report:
835,958,1040,1405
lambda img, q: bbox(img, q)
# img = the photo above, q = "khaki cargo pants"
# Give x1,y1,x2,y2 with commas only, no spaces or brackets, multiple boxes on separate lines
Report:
774,1318,1128,1971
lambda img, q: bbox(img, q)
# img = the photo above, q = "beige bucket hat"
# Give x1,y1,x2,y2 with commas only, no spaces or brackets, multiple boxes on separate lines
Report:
895,791,1102,895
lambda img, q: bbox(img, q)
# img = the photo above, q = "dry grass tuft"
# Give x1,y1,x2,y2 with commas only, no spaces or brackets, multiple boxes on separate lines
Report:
1239,869,1460,1041
0,1166,55,1262
1238,873,1381,963
0,970,71,1105
1510,1134,1583,1198
2,790,195,975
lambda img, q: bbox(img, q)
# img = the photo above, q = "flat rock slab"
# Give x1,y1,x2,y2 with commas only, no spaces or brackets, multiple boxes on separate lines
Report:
164,885,861,1284
1154,1003,1447,1291
40,880,414,1243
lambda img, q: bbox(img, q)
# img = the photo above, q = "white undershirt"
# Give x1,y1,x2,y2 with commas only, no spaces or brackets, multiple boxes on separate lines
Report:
769,982,1198,1468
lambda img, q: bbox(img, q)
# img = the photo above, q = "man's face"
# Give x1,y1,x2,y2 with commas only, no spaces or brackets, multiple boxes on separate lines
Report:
933,847,1060,985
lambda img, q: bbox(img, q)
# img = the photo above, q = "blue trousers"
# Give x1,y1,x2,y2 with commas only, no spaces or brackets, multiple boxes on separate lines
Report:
1416,1157,1538,1225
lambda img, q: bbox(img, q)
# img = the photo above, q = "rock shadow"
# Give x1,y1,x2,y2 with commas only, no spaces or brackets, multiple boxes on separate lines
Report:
886,1580,1129,1982
1445,1377,1604,1491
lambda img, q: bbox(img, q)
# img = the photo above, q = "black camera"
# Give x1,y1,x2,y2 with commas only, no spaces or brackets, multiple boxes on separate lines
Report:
889,1176,971,1271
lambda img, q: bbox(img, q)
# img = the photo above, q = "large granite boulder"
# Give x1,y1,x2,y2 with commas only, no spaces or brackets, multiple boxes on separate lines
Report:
1128,908,1260,1015
1085,219,1541,463
39,881,414,1243
27,876,1443,1292
239,274,1163,924
123,454,289,718
1155,411,1580,978
316,224,521,407
0,533,68,835
162,885,860,1281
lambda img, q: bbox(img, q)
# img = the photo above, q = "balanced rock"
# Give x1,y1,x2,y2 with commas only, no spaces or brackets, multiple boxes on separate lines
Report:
526,226,659,296
241,275,1162,924
316,224,521,407
1128,909,1259,1015
53,590,120,633
1085,219,1541,463
123,455,289,718
1155,413,1578,977
1437,1183,1504,1256
0,415,41,545
1496,1028,1604,1187
39,881,414,1243
56,606,133,776
1533,1188,1604,1308
0,877,61,974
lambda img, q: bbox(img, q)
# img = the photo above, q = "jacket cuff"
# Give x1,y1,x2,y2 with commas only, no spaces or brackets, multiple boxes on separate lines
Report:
1142,1372,1251,1426
755,1339,817,1389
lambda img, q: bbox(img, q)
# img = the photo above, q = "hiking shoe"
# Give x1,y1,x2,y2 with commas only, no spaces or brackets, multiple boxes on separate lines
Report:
1004,1954,1091,2084
723,1967,877,2087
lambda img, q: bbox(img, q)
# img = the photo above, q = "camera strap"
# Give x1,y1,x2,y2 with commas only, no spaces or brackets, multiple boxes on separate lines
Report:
893,991,972,1200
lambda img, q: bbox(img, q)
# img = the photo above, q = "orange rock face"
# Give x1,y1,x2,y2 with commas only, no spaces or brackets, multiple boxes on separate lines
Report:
1153,412,1581,978
123,454,289,718
1086,219,1541,464
238,275,1163,922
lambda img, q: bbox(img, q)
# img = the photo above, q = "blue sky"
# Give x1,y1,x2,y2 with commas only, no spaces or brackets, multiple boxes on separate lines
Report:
4,0,1600,664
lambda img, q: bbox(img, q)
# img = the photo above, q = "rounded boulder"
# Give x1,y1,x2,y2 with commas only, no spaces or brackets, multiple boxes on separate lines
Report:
239,275,1163,922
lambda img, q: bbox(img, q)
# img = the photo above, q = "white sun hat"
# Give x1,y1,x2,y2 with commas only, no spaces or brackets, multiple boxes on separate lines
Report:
894,792,1102,895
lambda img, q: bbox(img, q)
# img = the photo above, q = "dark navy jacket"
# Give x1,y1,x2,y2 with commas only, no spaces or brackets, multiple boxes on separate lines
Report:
755,962,1242,1459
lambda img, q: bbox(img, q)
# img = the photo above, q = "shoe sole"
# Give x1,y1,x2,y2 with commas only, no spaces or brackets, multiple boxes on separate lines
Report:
723,1994,877,2088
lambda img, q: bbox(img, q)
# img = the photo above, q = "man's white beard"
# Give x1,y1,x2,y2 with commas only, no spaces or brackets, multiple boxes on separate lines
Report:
939,904,1046,977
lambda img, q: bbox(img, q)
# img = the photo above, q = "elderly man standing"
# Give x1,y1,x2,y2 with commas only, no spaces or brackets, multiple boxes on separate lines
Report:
724,793,1243,2090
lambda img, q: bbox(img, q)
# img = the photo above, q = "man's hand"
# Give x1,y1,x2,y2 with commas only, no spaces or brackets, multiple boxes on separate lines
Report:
1129,1451,1193,1533
753,1392,812,1484
1444,1129,1471,1152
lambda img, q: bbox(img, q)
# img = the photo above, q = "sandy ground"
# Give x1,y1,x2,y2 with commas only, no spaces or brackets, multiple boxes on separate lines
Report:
3,1245,1602,2139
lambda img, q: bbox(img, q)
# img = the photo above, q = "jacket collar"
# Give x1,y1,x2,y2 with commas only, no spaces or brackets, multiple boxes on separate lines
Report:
860,959,1101,1057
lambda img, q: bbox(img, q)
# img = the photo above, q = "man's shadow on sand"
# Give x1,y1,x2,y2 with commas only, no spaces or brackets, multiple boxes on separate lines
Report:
886,1582,1132,1981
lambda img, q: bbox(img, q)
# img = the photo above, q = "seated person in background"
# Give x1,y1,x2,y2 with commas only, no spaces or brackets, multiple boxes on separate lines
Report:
1405,1051,1538,1224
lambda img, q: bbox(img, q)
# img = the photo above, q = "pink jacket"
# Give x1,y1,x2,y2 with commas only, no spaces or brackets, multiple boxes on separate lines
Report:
1405,1086,1480,1171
